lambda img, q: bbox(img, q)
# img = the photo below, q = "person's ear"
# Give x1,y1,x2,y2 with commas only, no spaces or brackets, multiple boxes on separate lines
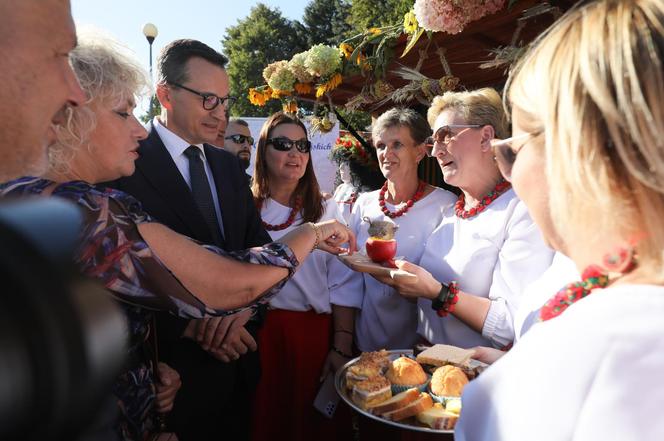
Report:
156,83,172,111
415,143,426,163
480,125,495,152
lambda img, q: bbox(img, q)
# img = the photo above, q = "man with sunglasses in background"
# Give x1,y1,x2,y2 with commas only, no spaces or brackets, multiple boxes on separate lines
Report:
220,118,254,171
106,39,271,441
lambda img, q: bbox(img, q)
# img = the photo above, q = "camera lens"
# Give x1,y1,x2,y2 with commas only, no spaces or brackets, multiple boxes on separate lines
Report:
0,199,127,440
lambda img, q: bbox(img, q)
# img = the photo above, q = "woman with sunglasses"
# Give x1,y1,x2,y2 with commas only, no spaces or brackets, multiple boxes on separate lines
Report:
250,112,354,441
457,1,664,439
378,88,553,350
340,108,457,353
0,35,355,441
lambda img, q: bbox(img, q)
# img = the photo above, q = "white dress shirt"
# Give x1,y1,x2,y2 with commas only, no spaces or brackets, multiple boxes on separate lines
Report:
417,190,554,348
344,187,457,351
513,251,579,341
153,118,225,237
456,284,664,441
262,198,353,314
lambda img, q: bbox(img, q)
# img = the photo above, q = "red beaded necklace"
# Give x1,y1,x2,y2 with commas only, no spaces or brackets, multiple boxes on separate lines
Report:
378,180,427,218
539,265,608,321
455,180,511,219
540,247,637,321
258,196,302,231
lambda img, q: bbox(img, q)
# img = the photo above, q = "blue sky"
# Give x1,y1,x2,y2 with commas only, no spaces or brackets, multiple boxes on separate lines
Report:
72,0,311,113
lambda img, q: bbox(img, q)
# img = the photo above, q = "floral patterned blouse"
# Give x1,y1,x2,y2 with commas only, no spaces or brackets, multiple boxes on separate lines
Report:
0,177,299,441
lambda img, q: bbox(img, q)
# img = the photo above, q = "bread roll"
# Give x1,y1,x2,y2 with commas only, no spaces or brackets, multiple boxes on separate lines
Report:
430,365,469,397
386,357,428,386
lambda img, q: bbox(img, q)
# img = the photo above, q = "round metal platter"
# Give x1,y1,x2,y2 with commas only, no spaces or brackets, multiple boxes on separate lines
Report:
334,349,455,434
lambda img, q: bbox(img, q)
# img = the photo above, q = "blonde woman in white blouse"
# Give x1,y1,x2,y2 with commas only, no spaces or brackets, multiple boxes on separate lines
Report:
456,1,664,439
378,88,553,349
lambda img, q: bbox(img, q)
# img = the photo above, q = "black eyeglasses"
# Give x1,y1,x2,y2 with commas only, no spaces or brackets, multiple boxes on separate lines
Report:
267,137,311,153
170,82,236,111
491,131,541,181
225,134,254,145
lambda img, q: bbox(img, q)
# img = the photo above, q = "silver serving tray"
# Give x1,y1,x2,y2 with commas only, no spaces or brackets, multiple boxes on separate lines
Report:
334,349,454,434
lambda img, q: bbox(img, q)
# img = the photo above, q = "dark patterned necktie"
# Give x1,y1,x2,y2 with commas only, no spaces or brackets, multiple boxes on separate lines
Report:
184,146,223,246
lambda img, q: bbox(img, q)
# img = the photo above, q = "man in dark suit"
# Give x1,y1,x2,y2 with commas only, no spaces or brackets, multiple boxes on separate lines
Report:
107,39,270,441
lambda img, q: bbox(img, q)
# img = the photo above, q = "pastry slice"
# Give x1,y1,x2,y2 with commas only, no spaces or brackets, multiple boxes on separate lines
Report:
368,387,420,415
416,403,459,430
382,392,433,421
351,375,392,410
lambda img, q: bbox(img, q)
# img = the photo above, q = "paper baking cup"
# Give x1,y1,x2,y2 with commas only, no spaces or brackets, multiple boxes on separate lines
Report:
391,375,430,395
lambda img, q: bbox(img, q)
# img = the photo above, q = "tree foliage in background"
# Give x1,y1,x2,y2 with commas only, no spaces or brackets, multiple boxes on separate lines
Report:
302,0,353,46
348,0,413,32
221,0,410,124
139,95,161,124
223,4,308,117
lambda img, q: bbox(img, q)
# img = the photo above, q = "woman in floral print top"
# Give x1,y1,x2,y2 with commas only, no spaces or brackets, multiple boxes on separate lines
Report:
0,35,354,441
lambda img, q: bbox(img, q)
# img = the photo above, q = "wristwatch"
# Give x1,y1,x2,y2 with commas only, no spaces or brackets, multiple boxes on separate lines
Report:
431,282,450,311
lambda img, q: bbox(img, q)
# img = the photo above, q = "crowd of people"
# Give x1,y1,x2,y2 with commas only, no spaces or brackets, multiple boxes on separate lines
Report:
1,0,663,440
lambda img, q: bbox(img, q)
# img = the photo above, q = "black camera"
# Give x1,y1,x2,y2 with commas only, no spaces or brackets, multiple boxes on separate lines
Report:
0,199,127,441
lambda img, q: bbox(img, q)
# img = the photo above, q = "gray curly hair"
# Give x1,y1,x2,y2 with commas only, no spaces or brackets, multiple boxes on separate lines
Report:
49,31,150,173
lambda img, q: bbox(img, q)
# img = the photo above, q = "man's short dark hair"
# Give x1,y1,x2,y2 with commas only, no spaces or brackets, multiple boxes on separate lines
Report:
228,117,249,128
157,39,228,85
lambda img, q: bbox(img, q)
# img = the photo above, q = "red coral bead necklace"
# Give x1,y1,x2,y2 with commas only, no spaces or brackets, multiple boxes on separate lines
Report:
455,179,511,219
378,180,427,218
258,196,302,231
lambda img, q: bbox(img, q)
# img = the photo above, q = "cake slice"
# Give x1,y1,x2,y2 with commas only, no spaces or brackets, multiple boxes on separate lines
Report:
358,349,391,371
382,392,433,421
346,360,384,389
368,387,420,415
415,344,474,368
416,403,459,430
351,376,392,410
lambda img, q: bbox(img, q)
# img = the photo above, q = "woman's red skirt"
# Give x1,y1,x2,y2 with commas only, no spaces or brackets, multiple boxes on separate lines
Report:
251,309,352,441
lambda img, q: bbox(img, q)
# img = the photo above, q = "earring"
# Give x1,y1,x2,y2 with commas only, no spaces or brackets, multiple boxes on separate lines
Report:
601,245,637,274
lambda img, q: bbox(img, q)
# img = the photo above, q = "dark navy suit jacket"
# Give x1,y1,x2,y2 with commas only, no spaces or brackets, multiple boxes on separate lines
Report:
105,121,270,439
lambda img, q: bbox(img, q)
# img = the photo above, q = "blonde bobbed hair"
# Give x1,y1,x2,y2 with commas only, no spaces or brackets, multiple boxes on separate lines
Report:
49,30,150,173
427,87,509,139
507,0,664,280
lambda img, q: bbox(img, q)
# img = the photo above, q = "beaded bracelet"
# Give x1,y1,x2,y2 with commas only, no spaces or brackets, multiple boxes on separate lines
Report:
308,222,320,251
332,346,353,358
432,281,460,317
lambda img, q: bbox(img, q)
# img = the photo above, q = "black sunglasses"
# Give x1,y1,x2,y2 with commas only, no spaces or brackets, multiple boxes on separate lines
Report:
170,82,236,111
267,137,311,153
225,134,254,145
